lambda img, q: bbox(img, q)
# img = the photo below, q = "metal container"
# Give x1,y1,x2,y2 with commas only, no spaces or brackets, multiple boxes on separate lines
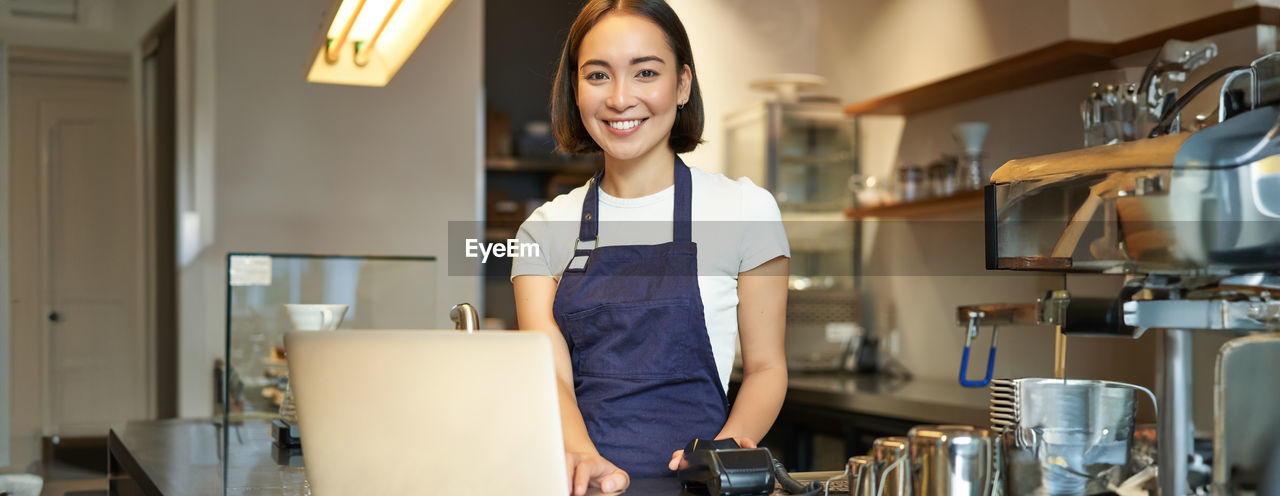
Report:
872,436,911,496
992,378,1142,495
847,455,875,496
1214,333,1280,493
908,425,998,496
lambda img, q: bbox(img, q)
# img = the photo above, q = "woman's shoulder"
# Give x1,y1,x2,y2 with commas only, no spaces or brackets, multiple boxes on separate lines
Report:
689,166,781,219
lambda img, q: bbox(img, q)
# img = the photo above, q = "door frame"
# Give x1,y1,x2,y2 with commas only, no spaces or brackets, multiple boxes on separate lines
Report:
7,46,157,436
139,7,178,419
1,40,11,468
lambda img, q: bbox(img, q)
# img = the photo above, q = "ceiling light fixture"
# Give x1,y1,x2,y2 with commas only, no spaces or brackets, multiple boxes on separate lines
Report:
307,0,455,87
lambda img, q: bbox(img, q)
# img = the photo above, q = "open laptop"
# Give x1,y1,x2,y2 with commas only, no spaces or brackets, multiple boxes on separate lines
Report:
285,330,570,495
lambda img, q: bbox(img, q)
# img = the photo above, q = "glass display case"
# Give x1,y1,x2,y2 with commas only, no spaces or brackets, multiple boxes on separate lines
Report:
222,253,438,420
725,99,858,212
726,99,860,367
726,99,858,290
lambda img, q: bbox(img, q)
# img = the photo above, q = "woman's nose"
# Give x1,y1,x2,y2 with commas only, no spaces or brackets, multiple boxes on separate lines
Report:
606,80,635,111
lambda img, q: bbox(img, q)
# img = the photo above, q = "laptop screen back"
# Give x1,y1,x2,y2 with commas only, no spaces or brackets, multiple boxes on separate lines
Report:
285,330,569,495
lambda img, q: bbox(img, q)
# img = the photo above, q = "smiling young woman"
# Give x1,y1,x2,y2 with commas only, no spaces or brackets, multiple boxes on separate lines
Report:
510,1,790,495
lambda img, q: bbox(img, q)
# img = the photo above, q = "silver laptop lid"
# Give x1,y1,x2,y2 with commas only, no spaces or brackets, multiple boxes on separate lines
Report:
285,330,569,495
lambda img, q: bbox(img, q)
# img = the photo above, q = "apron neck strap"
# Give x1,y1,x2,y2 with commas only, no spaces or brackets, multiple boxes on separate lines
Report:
672,155,692,243
578,156,693,244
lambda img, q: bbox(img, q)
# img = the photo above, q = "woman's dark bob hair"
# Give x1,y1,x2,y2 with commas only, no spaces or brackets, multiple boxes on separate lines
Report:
550,0,703,154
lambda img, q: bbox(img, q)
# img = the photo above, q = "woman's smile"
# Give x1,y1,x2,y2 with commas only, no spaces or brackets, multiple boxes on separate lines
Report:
605,118,648,135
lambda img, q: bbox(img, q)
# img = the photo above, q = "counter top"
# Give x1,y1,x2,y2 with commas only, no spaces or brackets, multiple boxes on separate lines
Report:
108,418,846,495
743,372,991,427
109,418,305,495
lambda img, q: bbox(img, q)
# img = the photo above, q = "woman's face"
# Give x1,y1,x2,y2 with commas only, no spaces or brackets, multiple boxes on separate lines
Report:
576,13,691,162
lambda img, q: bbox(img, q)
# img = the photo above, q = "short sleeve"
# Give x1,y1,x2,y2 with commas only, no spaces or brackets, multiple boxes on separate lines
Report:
737,181,790,273
510,211,555,280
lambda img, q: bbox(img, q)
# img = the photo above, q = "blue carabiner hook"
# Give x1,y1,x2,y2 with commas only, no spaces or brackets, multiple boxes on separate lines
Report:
958,318,998,388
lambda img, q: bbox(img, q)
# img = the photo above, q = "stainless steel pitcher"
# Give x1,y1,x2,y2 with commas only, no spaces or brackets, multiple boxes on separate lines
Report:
847,455,875,496
872,436,911,496
908,425,998,496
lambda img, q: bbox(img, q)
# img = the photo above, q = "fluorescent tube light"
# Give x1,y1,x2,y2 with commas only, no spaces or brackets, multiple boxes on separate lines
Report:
307,0,454,87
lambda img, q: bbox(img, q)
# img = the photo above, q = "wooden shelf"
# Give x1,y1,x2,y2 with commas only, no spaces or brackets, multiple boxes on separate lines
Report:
485,156,601,174
844,6,1280,116
844,189,984,219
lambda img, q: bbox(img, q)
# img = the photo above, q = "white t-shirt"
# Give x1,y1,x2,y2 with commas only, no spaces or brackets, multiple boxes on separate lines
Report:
510,165,790,390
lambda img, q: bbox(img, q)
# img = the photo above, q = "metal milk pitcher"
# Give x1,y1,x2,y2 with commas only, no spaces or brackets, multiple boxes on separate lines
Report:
872,436,911,496
908,425,998,496
990,378,1152,495
848,455,875,496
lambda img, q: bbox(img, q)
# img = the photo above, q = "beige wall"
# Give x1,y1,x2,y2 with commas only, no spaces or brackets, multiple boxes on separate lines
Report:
175,0,484,417
817,0,1071,105
669,0,822,174
1068,0,1247,41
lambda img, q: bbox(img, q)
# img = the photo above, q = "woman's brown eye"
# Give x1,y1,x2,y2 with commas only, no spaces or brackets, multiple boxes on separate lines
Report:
585,72,608,81
638,69,658,78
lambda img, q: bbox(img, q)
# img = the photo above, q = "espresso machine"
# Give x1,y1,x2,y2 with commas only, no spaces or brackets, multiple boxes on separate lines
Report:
957,51,1280,495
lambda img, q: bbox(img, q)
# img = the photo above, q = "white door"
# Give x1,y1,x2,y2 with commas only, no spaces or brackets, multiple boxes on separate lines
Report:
9,72,148,442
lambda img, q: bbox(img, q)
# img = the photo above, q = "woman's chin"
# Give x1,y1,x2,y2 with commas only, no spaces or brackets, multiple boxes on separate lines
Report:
600,142,660,162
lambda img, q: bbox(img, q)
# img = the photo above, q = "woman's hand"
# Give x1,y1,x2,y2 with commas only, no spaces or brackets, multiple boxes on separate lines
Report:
518,276,625,494
667,437,758,471
565,452,629,495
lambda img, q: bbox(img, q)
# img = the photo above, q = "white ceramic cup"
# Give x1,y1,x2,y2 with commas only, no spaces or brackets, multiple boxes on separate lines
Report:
284,304,348,331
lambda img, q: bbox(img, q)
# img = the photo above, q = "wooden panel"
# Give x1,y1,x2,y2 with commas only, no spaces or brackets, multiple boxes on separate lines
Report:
844,189,984,219
844,41,1114,116
845,6,1280,116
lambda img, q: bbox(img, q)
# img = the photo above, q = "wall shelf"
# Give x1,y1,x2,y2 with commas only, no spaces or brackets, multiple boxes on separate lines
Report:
844,6,1280,116
485,157,601,174
844,189,984,219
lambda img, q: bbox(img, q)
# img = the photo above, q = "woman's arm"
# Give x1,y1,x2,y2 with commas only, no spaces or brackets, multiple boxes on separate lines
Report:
716,256,789,444
513,275,628,495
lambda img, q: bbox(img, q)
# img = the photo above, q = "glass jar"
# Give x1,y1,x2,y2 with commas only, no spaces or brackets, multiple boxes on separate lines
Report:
897,166,925,202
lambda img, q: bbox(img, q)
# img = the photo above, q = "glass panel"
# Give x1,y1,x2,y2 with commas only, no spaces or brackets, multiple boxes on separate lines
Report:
223,254,437,420
776,110,856,210
725,105,770,188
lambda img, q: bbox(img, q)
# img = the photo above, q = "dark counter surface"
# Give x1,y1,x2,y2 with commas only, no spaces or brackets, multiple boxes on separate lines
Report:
109,418,308,495
108,418,843,495
740,371,991,427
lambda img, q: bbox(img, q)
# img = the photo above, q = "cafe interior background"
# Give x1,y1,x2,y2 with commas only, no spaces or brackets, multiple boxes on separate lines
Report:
0,0,1276,493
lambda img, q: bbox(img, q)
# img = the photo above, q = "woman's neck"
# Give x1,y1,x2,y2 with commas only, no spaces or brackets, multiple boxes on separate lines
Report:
600,146,676,199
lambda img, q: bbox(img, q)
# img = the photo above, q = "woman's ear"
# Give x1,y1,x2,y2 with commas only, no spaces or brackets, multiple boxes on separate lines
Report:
679,64,692,103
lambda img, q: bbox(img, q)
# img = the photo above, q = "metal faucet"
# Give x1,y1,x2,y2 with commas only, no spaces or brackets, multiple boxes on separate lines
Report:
450,302,479,333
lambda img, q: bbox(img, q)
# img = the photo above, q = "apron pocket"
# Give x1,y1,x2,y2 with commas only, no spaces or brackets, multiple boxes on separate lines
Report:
563,298,696,379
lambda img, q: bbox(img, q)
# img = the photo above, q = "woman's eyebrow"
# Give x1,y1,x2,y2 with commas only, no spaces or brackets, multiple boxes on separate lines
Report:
630,55,665,65
579,56,666,70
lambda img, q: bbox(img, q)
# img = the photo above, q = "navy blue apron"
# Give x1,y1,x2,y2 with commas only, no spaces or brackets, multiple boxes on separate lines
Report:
551,157,729,478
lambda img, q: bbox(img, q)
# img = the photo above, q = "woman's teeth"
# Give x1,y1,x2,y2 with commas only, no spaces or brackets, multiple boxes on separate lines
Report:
608,119,644,130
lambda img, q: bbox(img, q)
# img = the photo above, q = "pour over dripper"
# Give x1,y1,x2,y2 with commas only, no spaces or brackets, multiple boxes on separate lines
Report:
953,122,990,190
284,303,348,331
